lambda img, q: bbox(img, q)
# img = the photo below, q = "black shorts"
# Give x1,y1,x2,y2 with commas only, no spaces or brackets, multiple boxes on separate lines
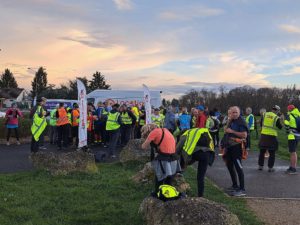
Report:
288,140,298,153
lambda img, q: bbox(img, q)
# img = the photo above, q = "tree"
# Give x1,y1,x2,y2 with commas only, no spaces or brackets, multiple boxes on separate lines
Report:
68,76,89,99
89,71,110,91
31,67,47,98
0,69,18,88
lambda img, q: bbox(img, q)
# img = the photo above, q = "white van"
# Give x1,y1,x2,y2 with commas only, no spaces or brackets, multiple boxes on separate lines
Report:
87,89,162,108
45,99,78,111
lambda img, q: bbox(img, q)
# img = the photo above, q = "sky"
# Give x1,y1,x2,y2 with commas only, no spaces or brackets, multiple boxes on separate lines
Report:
0,0,300,99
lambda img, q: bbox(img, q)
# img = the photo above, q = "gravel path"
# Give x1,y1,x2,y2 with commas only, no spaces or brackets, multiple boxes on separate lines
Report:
246,198,300,225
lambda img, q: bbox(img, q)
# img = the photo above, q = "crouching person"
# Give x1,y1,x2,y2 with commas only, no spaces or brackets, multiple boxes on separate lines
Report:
141,124,181,193
176,128,215,197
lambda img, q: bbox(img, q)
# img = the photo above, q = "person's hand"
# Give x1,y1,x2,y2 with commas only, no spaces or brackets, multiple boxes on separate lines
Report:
225,128,234,134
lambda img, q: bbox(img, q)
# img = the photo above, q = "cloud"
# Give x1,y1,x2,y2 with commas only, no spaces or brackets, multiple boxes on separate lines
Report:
279,24,300,34
112,0,133,11
160,5,224,21
59,29,119,48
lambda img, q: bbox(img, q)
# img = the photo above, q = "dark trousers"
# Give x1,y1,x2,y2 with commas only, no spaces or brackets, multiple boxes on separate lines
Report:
136,125,142,139
49,126,57,144
121,125,132,146
108,129,120,155
225,145,245,190
31,136,39,153
72,126,79,147
258,149,275,168
87,130,94,146
67,124,72,143
39,130,45,147
7,128,19,141
211,131,219,147
192,151,210,197
57,125,68,148
99,123,107,144
247,130,252,149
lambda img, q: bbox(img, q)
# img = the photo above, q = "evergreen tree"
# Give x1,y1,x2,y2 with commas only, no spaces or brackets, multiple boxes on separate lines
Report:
88,71,110,91
0,69,18,88
31,67,47,98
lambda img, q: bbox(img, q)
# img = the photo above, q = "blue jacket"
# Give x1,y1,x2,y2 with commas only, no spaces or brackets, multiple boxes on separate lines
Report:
164,111,176,131
179,113,191,130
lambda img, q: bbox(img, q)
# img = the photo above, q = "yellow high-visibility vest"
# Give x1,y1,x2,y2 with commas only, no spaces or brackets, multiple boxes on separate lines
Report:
106,112,120,130
182,128,214,155
31,106,47,141
121,112,132,125
246,114,255,131
261,112,279,136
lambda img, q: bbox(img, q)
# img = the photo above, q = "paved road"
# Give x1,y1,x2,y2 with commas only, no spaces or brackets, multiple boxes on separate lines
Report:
206,150,300,198
2,142,300,198
0,142,116,173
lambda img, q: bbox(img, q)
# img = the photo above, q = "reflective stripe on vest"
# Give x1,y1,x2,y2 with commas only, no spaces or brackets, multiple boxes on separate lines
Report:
49,109,57,126
106,112,120,130
261,112,278,136
182,128,214,155
87,112,94,131
246,114,255,131
31,106,47,141
121,112,132,125
192,116,197,128
72,109,80,126
151,115,163,127
57,108,69,126
139,119,145,126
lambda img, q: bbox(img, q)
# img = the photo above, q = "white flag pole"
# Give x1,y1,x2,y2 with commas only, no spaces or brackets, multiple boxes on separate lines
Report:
77,79,88,147
143,84,152,124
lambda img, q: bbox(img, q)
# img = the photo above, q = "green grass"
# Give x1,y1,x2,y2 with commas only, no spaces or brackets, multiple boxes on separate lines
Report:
0,162,262,225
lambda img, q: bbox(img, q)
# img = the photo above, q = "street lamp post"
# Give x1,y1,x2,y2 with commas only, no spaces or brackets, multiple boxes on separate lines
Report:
27,67,38,106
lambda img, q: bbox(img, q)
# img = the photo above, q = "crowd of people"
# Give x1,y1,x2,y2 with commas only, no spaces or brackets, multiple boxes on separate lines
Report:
4,97,300,198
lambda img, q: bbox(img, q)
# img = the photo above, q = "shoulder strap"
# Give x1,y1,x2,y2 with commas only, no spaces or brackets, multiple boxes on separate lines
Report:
157,128,165,147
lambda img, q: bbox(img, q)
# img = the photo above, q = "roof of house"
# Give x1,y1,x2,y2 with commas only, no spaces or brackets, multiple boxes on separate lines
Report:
0,88,24,99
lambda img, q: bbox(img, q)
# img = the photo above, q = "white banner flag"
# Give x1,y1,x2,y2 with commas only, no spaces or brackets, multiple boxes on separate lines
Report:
77,79,87,147
143,84,152,124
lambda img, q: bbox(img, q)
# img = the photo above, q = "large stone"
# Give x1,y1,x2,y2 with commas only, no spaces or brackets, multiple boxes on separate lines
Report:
31,151,98,175
132,162,190,193
119,139,151,163
139,197,241,225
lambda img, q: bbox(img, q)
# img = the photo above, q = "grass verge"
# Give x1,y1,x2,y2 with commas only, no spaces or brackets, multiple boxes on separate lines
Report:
0,161,262,225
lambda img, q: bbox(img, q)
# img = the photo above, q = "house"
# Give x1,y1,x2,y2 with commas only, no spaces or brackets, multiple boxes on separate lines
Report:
0,88,29,108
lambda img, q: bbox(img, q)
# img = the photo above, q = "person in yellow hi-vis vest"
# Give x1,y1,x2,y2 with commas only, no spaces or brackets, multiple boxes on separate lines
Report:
284,105,300,174
30,98,48,153
258,105,282,172
245,107,255,151
120,104,136,146
176,128,215,197
151,108,164,128
106,104,122,158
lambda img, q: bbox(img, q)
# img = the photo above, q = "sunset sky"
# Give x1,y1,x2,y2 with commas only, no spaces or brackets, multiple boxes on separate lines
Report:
0,0,300,98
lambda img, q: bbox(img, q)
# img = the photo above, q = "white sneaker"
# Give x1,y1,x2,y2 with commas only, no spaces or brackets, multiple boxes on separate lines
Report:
6,142,10,146
17,141,21,145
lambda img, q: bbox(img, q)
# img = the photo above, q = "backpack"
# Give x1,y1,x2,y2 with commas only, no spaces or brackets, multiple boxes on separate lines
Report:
210,117,220,131
156,184,181,201
290,114,300,132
